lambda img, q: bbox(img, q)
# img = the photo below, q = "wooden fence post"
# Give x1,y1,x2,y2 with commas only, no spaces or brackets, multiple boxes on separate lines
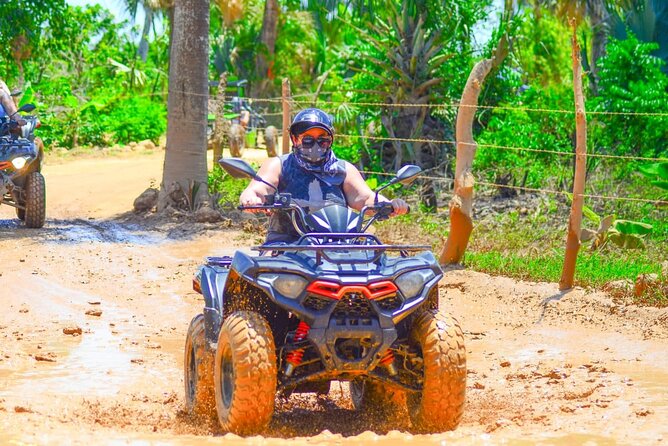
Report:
212,72,228,167
440,37,508,265
282,78,291,155
559,21,588,290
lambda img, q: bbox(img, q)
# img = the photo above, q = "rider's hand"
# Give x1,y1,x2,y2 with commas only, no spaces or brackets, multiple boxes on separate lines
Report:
390,198,409,217
239,190,266,213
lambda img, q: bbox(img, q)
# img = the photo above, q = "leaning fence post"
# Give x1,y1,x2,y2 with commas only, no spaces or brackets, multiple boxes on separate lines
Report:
282,78,291,154
440,36,508,265
560,20,588,290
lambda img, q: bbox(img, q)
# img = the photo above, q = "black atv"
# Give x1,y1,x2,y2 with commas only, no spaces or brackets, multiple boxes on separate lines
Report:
184,158,466,435
0,103,45,228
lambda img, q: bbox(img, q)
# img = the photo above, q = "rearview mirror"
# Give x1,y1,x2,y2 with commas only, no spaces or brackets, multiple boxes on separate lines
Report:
218,157,278,193
219,157,257,179
374,164,423,198
17,103,36,114
395,164,422,185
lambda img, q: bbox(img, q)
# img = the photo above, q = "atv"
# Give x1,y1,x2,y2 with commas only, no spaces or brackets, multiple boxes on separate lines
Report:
184,158,466,435
0,103,45,228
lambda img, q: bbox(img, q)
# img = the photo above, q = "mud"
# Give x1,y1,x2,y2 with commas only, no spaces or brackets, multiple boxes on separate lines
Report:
1,149,667,445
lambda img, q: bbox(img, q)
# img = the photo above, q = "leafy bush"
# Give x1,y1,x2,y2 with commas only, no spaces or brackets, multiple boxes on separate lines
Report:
588,32,668,159
104,96,166,145
208,165,253,208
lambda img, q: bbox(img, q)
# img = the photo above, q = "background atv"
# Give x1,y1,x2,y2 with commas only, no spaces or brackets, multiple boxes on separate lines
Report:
184,158,466,435
0,103,45,228
207,78,279,157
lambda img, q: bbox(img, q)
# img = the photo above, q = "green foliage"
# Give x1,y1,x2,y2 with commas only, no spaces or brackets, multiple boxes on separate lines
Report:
475,83,574,187
515,9,572,88
639,162,668,196
208,165,254,208
0,0,68,73
105,96,166,145
588,31,668,158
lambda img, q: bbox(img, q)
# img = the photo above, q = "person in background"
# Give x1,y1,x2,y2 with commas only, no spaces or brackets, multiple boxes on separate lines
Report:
0,79,19,119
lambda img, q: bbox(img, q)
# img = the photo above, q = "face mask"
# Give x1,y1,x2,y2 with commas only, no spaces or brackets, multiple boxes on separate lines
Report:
296,137,333,165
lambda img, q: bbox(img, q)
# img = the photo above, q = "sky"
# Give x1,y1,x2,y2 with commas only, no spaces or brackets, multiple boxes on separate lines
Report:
65,0,137,22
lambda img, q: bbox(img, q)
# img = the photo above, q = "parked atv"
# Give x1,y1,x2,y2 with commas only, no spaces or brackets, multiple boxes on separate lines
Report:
184,158,466,435
0,103,45,228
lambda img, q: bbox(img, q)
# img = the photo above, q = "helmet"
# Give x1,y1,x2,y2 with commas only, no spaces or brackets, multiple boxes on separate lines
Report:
290,108,335,169
289,108,334,138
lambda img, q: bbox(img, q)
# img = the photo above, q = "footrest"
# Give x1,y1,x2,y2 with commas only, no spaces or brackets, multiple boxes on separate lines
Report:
206,256,233,268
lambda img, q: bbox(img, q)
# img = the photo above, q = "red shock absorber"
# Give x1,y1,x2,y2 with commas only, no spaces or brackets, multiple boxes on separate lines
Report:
285,321,310,376
379,349,394,366
379,349,398,376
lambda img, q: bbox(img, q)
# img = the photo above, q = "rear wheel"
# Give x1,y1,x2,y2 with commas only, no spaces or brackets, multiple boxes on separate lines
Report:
24,171,45,228
407,310,466,432
214,311,277,435
264,125,278,157
184,314,215,419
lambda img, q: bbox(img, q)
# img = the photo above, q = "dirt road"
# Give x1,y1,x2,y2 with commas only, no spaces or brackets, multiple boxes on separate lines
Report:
1,149,667,445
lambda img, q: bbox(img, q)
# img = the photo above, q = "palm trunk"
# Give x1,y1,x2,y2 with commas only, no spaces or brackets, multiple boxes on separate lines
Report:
256,0,279,93
589,0,609,95
158,0,210,211
137,7,154,62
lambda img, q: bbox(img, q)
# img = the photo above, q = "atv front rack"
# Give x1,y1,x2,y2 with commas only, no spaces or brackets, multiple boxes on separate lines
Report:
252,233,431,265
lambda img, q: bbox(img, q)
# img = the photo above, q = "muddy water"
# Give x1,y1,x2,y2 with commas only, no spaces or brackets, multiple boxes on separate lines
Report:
1,151,668,445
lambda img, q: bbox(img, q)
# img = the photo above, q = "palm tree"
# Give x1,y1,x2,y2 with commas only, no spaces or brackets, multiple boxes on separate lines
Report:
125,0,170,61
255,0,279,93
532,0,634,92
158,0,211,211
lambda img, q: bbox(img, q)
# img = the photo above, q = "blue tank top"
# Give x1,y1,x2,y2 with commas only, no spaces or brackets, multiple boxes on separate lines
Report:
266,153,347,243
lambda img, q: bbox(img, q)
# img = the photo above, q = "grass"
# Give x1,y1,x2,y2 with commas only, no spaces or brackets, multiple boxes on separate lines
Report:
463,250,662,288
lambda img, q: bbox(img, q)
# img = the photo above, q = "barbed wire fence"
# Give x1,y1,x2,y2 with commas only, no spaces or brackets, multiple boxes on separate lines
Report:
154,85,668,210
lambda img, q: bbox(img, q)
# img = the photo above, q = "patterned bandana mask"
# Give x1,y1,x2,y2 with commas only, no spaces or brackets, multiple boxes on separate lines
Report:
293,143,346,186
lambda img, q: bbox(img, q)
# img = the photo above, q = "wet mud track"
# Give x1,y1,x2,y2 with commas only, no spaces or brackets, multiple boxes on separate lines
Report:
1,153,667,445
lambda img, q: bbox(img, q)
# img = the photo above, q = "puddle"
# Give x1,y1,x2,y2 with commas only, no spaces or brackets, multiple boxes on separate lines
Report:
1,320,136,399
49,219,164,245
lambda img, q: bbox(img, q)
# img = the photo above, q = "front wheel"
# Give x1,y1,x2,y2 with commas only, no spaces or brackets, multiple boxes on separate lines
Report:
24,171,45,228
184,314,215,419
407,310,466,432
214,311,277,435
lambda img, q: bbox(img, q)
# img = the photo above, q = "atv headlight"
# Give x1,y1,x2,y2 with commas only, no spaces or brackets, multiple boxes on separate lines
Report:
395,269,435,299
258,273,308,299
11,156,30,169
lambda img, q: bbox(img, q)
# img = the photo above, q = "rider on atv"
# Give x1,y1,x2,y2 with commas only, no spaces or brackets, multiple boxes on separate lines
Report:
239,108,409,242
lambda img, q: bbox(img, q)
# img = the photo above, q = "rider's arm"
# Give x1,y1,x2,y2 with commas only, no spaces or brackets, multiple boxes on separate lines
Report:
239,157,282,207
0,90,18,117
342,162,409,216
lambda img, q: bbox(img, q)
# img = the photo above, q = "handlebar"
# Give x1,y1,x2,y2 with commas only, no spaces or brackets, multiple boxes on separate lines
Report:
238,196,410,236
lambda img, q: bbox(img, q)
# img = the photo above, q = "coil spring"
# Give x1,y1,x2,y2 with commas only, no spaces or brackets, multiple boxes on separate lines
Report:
286,321,310,366
379,348,395,366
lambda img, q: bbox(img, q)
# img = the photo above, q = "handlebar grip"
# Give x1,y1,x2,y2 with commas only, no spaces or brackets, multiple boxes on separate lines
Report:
237,205,271,211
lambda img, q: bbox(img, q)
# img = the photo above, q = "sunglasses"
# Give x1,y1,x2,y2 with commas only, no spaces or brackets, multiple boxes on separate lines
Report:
299,135,333,149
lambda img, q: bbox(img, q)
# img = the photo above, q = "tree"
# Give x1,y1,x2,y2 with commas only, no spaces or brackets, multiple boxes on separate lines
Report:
0,0,68,87
124,0,171,62
255,0,280,92
158,0,211,211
